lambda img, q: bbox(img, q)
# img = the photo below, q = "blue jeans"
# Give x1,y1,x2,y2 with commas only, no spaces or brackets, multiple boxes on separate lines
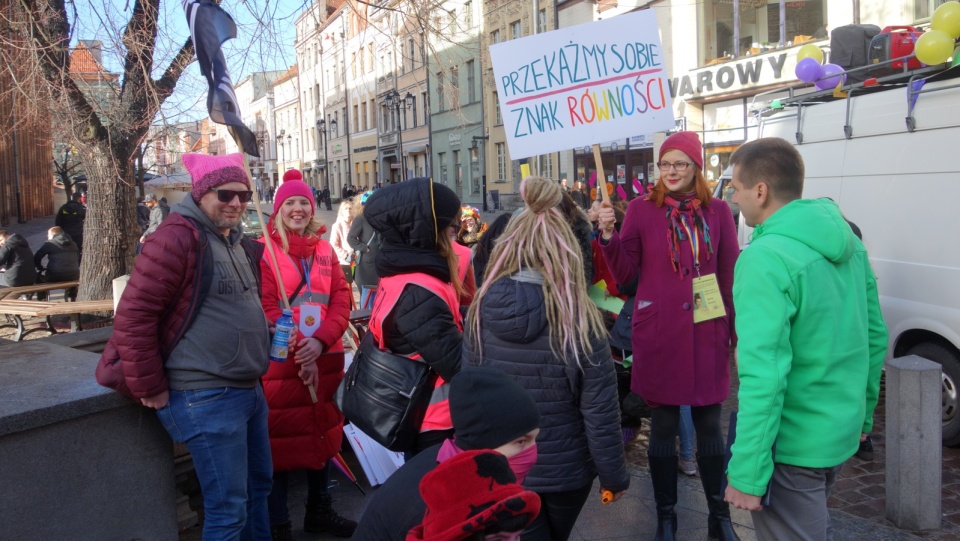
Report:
360,287,377,310
679,405,695,461
157,386,273,541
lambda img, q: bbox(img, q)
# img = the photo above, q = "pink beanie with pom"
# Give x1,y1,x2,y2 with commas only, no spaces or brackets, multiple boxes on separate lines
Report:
182,153,250,202
274,179,316,215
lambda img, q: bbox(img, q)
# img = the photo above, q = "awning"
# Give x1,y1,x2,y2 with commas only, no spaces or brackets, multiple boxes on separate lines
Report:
404,144,427,154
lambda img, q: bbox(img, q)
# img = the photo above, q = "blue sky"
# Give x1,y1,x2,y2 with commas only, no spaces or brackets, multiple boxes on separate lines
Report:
70,0,308,121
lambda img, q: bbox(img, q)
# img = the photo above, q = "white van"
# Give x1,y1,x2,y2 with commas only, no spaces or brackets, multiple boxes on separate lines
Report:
748,66,960,446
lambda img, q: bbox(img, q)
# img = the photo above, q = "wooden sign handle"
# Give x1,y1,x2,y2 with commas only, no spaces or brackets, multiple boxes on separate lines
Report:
592,144,611,205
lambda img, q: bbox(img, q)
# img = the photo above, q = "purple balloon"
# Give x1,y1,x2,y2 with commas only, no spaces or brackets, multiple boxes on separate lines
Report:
815,63,846,90
795,57,823,83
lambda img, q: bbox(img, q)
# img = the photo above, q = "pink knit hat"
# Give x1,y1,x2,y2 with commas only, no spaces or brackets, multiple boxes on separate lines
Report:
659,131,704,170
282,169,303,182
273,179,316,215
182,153,250,202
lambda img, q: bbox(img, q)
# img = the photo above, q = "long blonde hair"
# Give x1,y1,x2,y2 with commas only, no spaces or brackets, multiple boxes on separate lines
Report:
272,212,326,253
467,176,606,367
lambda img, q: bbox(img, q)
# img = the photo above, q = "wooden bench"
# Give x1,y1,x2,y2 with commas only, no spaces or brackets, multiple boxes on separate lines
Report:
0,281,80,301
0,299,114,341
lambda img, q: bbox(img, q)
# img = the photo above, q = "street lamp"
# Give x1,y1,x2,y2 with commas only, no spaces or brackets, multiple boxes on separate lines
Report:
471,136,489,211
384,90,415,182
316,118,337,193
277,129,286,171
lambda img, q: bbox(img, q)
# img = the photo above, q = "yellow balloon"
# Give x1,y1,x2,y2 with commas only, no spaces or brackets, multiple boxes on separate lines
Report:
796,44,824,64
915,30,956,65
932,1,960,40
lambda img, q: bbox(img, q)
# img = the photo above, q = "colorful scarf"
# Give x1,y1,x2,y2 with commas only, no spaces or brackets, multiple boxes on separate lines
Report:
663,191,713,278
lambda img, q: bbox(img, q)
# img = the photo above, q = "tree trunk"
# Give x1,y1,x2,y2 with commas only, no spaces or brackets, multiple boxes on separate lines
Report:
77,142,138,301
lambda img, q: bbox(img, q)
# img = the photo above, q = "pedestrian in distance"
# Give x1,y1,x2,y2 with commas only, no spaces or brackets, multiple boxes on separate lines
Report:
723,138,887,540
33,226,79,301
330,199,356,290
136,197,151,234
354,367,542,541
361,178,465,457
258,178,356,540
464,176,630,541
105,152,273,539
139,193,169,245
55,192,86,256
347,191,380,310
597,131,740,541
322,185,332,211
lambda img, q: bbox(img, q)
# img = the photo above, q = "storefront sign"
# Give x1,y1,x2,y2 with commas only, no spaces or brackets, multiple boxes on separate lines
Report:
448,133,461,147
354,145,376,153
489,10,675,159
330,143,344,156
670,52,796,100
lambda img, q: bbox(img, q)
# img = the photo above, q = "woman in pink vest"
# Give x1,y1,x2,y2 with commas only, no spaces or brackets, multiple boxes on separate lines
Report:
258,175,355,540
362,177,465,458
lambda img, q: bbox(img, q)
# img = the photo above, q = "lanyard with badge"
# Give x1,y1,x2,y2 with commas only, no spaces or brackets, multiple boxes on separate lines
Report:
294,256,323,336
680,217,726,324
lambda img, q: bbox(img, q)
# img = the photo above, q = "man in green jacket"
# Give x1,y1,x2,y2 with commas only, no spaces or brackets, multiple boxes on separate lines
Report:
723,138,887,540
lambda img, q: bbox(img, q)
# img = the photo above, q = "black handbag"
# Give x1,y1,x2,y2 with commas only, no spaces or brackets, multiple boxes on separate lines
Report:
334,332,438,452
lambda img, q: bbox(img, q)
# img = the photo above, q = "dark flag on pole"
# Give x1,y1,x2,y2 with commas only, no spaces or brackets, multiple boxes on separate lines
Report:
182,0,259,157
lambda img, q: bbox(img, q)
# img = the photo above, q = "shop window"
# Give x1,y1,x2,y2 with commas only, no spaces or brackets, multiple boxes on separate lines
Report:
698,0,827,66
915,0,952,20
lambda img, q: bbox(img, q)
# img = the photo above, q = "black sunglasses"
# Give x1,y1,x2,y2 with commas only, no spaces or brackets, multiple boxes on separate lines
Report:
213,189,253,203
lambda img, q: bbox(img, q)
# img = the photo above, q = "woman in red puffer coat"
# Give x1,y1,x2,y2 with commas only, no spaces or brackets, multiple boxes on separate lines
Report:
259,174,355,539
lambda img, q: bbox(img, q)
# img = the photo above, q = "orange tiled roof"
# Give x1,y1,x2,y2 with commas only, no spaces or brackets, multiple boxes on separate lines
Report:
70,43,118,82
273,65,299,86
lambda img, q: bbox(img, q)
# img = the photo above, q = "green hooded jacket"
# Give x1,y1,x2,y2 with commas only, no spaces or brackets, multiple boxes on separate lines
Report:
728,199,887,496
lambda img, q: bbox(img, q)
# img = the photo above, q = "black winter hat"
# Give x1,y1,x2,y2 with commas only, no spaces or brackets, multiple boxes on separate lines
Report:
450,367,541,451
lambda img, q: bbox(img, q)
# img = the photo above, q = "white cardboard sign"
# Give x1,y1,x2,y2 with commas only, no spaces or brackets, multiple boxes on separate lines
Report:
489,11,676,159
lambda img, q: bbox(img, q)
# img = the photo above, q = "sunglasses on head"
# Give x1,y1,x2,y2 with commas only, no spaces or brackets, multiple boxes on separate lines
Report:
213,189,253,203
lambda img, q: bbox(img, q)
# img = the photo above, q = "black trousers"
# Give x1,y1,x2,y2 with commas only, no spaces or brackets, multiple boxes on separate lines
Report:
520,482,593,541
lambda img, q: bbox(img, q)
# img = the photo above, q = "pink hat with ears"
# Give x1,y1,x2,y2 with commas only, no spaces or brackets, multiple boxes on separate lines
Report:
182,153,250,202
273,179,316,215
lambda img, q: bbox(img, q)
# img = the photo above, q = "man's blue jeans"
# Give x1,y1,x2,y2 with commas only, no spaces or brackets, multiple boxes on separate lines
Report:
157,386,273,541
360,287,377,310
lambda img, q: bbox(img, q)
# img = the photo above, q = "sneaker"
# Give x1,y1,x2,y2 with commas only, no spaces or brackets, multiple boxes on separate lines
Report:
855,435,875,461
270,522,294,541
678,458,698,476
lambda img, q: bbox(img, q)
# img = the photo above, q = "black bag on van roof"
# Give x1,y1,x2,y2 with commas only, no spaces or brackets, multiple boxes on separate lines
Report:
830,24,882,84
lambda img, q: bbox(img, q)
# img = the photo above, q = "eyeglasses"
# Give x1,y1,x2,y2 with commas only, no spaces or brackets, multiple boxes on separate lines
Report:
657,161,694,172
213,189,253,203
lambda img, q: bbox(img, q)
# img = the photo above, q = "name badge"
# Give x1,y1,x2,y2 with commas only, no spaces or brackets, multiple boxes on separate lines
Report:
299,303,322,336
692,273,726,323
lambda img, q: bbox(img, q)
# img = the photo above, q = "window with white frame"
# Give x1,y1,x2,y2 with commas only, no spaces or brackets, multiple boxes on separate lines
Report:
467,60,476,103
496,143,506,180
538,9,547,33
493,91,502,125
511,20,522,39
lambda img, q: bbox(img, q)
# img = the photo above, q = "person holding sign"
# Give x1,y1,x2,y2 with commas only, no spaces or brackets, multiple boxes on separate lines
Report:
597,132,739,541
258,179,355,539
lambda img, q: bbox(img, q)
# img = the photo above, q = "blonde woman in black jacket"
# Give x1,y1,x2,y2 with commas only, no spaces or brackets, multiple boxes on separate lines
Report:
463,176,629,541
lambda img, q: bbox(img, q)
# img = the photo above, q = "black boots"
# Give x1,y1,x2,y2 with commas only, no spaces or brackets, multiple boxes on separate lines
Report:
270,522,293,541
698,454,741,541
304,493,357,538
648,455,679,541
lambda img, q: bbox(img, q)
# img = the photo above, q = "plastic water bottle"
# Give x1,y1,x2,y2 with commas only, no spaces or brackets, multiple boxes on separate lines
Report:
269,309,296,362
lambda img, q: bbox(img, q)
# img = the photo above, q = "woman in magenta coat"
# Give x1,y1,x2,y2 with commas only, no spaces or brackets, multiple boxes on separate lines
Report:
598,132,740,541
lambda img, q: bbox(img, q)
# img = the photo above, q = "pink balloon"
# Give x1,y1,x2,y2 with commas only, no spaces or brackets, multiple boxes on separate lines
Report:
815,63,845,90
795,57,823,83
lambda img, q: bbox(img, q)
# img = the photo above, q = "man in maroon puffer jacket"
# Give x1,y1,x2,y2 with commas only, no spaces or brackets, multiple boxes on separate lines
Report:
111,152,273,540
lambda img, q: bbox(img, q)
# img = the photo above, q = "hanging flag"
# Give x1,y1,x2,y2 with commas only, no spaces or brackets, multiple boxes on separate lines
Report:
182,0,259,157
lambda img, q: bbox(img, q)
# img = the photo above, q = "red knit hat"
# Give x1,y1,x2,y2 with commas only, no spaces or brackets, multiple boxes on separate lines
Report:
659,131,704,170
273,178,316,215
406,451,540,541
182,153,250,202
282,169,303,182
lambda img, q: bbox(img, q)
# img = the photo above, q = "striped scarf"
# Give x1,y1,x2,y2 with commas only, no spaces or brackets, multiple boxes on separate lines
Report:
663,191,713,278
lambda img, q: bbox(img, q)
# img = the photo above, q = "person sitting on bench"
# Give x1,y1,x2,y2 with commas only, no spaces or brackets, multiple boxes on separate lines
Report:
34,226,80,301
0,230,37,290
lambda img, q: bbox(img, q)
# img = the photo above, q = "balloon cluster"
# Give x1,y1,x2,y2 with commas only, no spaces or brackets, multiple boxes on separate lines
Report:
794,44,845,90
916,2,960,66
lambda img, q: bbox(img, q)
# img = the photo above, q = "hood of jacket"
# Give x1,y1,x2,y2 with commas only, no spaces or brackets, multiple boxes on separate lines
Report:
3,233,30,251
363,178,461,280
50,233,76,248
478,271,548,345
752,198,856,264
172,195,244,246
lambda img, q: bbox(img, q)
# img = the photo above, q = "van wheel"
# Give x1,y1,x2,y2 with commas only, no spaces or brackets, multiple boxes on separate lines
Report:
906,343,960,447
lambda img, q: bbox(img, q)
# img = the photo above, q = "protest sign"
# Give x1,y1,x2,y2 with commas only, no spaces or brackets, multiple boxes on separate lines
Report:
489,11,676,160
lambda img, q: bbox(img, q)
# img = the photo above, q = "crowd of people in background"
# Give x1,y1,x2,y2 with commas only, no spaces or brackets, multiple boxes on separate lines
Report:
92,132,886,541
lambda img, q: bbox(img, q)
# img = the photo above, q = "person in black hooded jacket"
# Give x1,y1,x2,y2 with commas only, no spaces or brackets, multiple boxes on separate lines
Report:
0,230,37,288
34,226,80,301
362,177,465,457
463,176,629,541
